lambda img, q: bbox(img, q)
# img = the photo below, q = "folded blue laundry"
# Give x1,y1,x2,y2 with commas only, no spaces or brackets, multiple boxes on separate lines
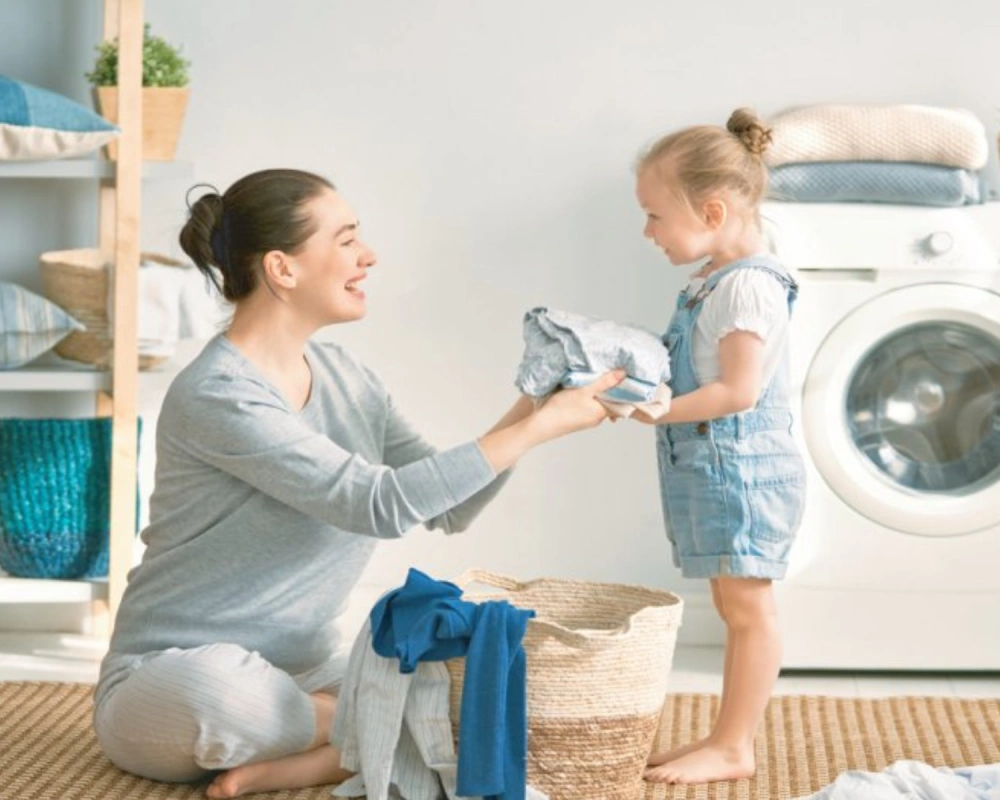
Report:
516,307,670,402
561,369,660,403
768,161,984,207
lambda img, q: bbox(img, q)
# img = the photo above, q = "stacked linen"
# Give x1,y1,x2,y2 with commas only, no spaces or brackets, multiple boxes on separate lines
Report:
138,257,224,359
765,105,990,207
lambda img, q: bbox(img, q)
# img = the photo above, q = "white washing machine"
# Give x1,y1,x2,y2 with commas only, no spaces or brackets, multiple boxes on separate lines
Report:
764,201,1000,670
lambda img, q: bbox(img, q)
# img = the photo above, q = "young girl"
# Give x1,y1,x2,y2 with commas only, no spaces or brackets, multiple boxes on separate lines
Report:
632,110,806,785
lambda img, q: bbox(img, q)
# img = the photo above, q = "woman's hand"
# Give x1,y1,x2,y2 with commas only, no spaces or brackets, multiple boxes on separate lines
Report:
477,370,625,473
533,369,626,439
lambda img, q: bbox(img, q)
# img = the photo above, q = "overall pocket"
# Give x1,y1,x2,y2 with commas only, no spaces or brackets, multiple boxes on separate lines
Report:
744,469,806,543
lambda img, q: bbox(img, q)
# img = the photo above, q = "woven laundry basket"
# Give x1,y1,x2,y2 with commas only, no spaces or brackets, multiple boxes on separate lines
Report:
446,570,683,800
39,248,183,370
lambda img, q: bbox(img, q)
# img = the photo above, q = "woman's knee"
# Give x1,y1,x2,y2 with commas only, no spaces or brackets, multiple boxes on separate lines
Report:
95,644,316,776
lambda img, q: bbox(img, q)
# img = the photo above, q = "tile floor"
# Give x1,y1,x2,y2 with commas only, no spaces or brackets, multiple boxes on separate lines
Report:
1,631,998,697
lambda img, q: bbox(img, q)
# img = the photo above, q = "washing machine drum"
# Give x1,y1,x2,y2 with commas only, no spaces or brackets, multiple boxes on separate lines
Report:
847,320,1000,492
804,283,1000,536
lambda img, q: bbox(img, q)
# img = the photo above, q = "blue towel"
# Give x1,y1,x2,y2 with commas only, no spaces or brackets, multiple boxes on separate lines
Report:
560,369,661,403
516,307,670,401
370,568,535,800
768,161,984,207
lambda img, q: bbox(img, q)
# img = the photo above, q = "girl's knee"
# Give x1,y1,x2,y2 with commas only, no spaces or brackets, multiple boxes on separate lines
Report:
716,578,776,629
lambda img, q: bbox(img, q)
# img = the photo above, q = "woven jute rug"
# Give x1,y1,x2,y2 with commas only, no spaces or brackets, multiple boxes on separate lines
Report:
1,683,997,800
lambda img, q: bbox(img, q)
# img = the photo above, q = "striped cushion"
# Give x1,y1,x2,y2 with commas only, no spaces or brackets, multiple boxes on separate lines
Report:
0,281,84,368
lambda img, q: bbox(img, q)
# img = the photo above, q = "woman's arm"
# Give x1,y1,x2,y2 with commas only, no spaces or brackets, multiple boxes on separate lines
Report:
633,331,764,425
381,395,535,534
173,370,623,540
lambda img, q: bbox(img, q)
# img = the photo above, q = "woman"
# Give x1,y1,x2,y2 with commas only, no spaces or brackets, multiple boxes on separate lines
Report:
92,168,623,798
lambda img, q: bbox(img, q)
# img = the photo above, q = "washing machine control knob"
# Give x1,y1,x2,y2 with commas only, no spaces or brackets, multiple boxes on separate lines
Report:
924,231,954,256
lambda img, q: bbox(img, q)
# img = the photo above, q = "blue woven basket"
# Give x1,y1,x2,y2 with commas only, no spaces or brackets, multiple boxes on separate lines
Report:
0,418,140,579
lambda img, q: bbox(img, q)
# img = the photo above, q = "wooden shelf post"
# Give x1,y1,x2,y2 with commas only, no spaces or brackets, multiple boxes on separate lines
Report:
106,0,143,620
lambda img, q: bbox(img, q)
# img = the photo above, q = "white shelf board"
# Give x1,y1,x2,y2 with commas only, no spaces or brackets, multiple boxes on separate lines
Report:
1,361,179,393
0,159,194,180
0,572,108,603
0,364,112,392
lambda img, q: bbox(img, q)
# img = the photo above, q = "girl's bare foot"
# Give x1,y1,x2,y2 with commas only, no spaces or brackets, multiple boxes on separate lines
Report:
205,744,352,798
644,743,755,784
646,736,710,767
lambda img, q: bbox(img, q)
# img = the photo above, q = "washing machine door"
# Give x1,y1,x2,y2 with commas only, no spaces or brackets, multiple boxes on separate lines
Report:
803,282,1000,535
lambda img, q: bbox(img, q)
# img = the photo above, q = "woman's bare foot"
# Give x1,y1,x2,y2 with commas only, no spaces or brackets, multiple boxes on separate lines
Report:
646,736,710,767
644,743,755,784
205,744,352,798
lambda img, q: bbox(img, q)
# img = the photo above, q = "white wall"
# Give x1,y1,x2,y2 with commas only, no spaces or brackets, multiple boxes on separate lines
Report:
3,0,1000,641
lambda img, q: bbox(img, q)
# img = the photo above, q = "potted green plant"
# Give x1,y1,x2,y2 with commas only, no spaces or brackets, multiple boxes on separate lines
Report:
86,24,190,161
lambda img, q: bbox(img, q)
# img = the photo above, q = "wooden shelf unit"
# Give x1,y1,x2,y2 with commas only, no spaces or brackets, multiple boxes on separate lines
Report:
0,0,147,625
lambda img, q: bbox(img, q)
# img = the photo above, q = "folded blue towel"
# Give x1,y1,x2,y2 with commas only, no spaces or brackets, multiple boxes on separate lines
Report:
561,369,660,403
516,307,670,401
768,161,984,206
370,568,535,800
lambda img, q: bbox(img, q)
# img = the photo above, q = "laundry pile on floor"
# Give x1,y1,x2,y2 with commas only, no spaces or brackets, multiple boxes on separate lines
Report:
765,105,991,206
331,568,549,800
792,758,1000,799
515,306,671,419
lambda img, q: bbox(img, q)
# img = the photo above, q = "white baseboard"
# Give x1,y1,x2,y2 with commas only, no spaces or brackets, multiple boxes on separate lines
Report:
0,604,92,634
0,586,725,646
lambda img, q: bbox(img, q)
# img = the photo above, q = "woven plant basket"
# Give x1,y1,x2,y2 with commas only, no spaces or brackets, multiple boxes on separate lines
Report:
95,86,189,161
446,570,683,800
39,248,182,370
0,418,114,579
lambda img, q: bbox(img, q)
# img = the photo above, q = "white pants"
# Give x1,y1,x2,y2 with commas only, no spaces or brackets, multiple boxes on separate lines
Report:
93,643,344,783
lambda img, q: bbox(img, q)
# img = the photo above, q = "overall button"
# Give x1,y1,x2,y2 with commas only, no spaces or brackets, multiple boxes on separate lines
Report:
696,422,709,435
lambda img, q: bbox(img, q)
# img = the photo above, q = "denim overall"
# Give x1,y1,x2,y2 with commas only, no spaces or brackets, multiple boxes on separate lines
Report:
657,256,806,580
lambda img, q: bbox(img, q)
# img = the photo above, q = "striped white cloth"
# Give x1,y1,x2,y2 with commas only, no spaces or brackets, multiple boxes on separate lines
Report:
0,280,83,368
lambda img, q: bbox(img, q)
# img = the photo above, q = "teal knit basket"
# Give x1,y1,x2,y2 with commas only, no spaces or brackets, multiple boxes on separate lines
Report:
0,418,140,580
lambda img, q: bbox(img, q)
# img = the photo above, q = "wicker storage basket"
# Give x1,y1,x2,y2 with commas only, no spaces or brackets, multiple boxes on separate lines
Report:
0,418,113,579
95,86,190,162
446,570,683,800
39,248,182,370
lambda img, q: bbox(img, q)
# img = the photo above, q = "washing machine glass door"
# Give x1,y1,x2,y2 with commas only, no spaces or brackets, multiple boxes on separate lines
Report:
803,283,1000,535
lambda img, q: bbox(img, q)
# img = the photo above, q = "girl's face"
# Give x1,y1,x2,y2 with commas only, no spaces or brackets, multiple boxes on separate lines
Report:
287,189,377,326
636,167,716,267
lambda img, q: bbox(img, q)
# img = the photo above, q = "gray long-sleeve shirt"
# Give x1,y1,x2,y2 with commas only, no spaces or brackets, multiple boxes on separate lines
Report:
97,335,507,698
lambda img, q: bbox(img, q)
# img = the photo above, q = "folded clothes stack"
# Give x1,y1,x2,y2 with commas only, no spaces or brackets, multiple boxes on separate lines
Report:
515,307,671,419
765,104,990,207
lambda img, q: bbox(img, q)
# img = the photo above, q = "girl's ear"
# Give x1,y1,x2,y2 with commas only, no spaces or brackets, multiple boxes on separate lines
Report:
703,197,727,231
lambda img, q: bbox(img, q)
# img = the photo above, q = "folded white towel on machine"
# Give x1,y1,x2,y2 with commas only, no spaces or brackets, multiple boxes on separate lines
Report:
765,105,989,171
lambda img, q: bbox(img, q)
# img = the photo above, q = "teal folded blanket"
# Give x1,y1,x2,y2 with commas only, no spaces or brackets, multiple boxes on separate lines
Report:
768,161,983,206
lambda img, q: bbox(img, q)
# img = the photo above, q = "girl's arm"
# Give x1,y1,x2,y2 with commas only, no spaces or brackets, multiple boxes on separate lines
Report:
633,331,764,425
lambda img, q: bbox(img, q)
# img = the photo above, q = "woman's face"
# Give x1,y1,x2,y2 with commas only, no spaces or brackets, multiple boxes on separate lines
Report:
288,189,377,325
